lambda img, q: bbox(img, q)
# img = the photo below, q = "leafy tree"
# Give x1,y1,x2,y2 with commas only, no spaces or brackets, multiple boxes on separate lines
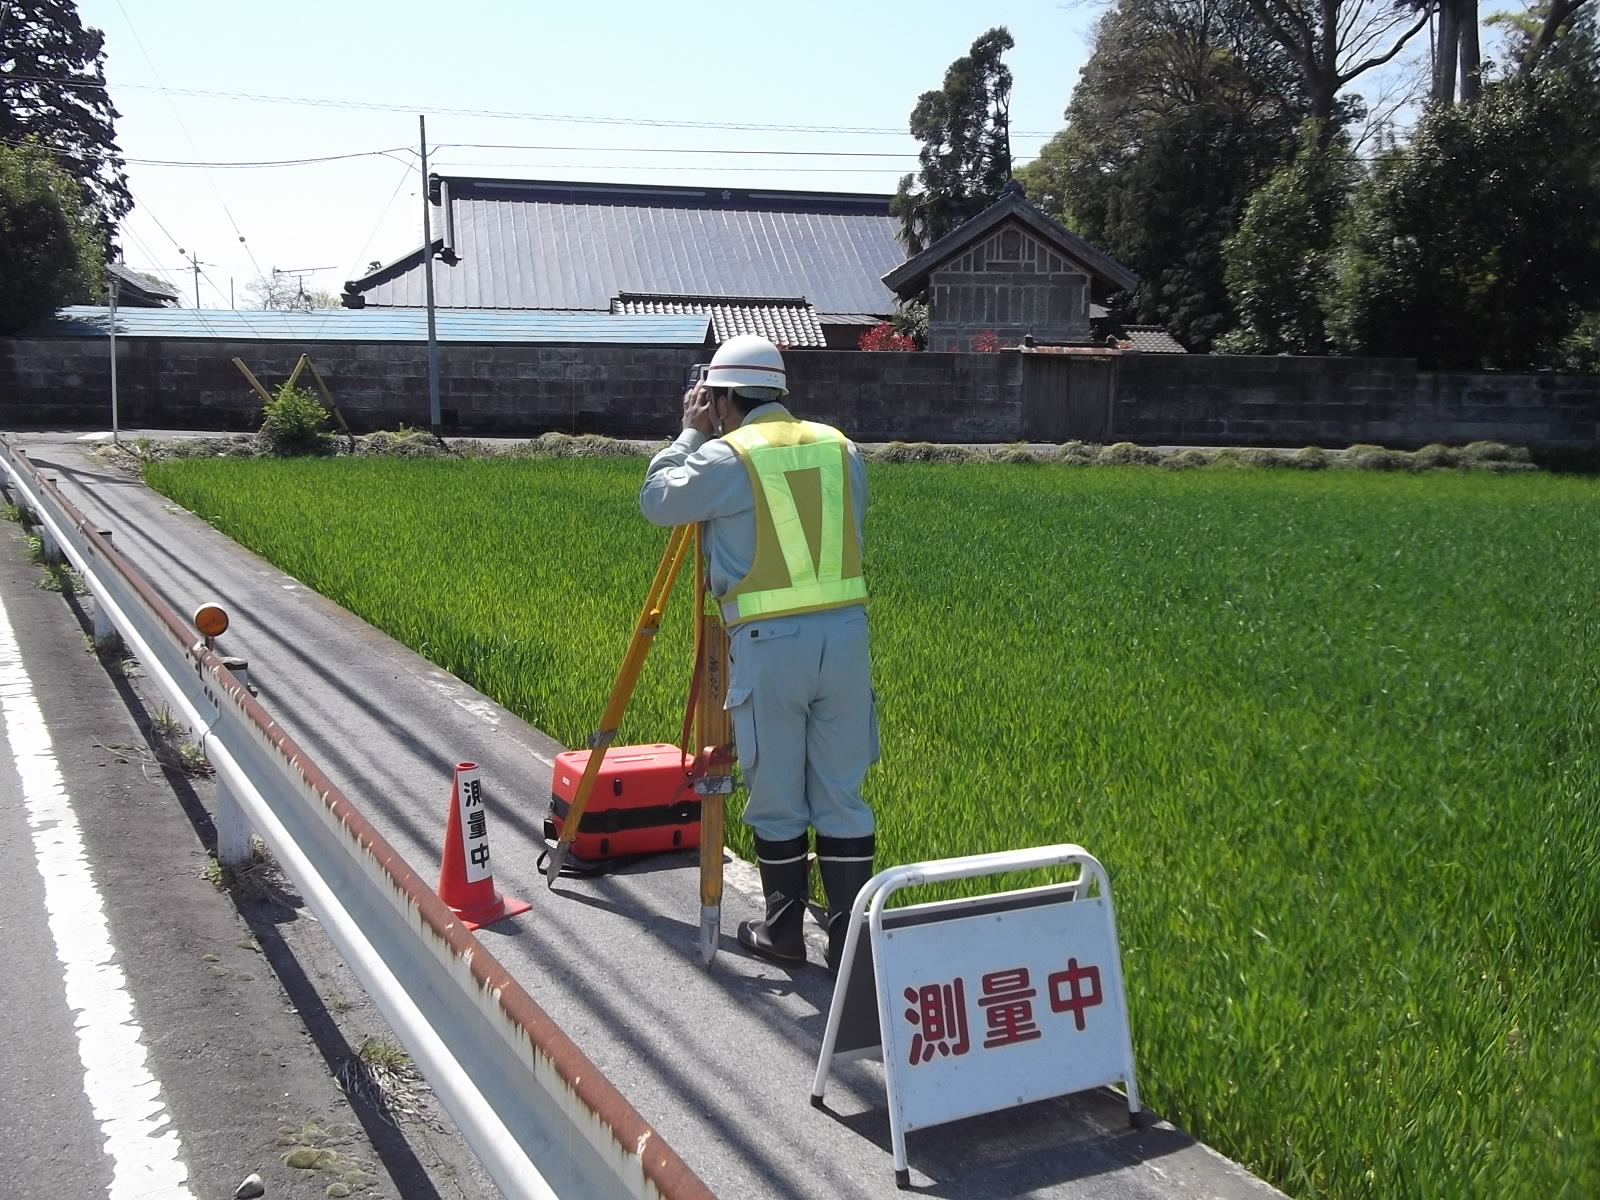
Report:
1326,66,1600,368
1519,0,1597,76
1560,311,1600,371
889,298,928,348
1039,0,1302,351
0,138,102,332
245,270,340,311
1219,121,1358,354
1243,0,1431,132
0,0,131,247
1012,129,1073,221
891,27,1015,255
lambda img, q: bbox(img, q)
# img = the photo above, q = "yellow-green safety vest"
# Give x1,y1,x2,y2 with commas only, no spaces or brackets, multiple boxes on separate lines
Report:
719,414,867,625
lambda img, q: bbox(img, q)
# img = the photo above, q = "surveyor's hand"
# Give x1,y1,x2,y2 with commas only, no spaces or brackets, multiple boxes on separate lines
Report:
682,384,717,436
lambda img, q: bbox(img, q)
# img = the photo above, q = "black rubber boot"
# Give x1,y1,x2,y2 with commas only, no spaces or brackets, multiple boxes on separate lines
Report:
815,833,876,975
737,834,811,966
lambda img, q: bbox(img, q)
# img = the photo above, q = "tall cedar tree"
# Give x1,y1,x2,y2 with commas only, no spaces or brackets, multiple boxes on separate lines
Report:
891,27,1014,256
1026,0,1301,351
0,0,131,249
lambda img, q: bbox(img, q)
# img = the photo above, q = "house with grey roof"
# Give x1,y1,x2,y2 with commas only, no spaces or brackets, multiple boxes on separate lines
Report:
883,181,1185,354
107,261,182,308
341,173,1184,355
341,176,904,348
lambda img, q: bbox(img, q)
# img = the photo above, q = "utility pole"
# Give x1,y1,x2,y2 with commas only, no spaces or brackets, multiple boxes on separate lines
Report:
178,247,203,307
107,271,120,445
420,114,442,431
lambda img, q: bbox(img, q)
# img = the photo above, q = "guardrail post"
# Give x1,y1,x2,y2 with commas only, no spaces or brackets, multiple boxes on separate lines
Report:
38,476,64,563
216,775,255,868
221,656,253,696
90,530,122,653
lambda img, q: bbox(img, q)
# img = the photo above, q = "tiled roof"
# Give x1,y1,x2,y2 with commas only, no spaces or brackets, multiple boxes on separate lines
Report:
107,262,181,305
883,182,1139,297
345,177,904,317
18,306,711,345
1122,326,1188,353
613,293,825,348
1020,345,1122,357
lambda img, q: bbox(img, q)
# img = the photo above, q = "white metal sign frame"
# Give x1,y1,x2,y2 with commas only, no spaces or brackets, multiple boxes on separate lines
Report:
812,844,1141,1188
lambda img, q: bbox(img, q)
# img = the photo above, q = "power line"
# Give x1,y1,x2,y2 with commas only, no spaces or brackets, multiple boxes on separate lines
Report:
429,160,916,175
112,0,267,285
2,73,1062,138
341,152,418,284
125,147,413,168
434,142,922,158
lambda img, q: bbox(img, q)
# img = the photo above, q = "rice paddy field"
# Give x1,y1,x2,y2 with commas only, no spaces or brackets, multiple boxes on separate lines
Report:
143,454,1599,1200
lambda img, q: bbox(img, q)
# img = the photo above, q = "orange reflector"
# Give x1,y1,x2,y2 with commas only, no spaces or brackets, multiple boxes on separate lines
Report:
193,602,229,638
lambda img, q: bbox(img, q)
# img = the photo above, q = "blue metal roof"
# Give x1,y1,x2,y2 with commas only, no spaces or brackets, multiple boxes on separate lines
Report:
18,306,712,345
346,177,907,317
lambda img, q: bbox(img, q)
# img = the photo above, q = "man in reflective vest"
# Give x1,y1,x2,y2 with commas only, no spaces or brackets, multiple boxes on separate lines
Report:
640,334,877,971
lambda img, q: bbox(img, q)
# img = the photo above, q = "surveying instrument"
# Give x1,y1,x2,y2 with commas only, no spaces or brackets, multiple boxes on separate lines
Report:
542,522,736,966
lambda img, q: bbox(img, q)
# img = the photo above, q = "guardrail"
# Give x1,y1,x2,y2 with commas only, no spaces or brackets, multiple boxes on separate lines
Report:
0,437,714,1200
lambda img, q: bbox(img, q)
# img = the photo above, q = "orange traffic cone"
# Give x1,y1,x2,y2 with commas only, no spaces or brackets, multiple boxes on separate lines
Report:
436,762,530,930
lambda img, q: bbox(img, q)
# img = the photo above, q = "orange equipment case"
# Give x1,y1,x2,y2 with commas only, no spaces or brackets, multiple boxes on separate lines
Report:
545,743,702,861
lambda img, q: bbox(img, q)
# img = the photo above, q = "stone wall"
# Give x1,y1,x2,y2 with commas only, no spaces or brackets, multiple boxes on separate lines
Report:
0,337,1020,443
2,334,1594,451
1110,355,1599,450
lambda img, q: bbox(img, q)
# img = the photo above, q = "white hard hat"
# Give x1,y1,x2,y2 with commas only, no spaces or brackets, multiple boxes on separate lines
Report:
705,334,788,395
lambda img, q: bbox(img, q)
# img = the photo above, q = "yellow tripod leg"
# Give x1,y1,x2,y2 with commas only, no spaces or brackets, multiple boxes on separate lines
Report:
695,525,734,965
545,524,694,887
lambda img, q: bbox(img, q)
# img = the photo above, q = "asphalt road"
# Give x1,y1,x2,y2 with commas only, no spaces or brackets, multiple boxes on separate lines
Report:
0,514,496,1200
3,428,1289,1200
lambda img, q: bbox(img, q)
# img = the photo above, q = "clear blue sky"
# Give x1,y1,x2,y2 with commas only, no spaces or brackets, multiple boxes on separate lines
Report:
77,0,1106,308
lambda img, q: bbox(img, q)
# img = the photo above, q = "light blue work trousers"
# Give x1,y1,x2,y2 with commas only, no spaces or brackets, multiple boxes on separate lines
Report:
724,604,878,842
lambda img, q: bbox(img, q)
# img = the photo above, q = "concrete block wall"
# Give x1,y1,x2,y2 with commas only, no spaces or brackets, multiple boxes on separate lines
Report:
2,334,1595,450
1113,356,1599,450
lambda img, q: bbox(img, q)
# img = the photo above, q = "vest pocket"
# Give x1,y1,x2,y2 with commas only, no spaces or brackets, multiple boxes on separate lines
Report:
725,685,757,772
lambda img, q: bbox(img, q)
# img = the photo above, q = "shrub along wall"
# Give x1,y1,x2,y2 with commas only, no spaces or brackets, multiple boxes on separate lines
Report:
2,333,1594,450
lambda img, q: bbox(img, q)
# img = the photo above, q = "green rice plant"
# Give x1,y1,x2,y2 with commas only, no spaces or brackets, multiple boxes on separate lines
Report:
143,456,1600,1200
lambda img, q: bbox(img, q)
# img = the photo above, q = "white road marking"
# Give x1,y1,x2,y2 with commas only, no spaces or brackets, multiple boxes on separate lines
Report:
0,591,197,1199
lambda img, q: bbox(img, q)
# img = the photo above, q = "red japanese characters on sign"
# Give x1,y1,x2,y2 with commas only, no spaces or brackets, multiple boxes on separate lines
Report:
903,959,1103,1064
979,967,1042,1049
1047,956,1103,1031
902,979,970,1065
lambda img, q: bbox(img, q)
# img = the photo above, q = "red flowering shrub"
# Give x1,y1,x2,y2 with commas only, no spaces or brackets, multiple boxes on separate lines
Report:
971,330,1001,353
859,322,917,351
